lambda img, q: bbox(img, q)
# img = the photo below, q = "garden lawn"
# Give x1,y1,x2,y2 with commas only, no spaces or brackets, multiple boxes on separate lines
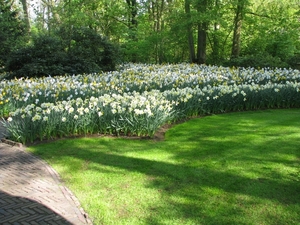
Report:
28,109,300,225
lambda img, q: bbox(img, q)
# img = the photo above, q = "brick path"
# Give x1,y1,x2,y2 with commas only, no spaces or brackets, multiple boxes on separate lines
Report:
0,122,92,225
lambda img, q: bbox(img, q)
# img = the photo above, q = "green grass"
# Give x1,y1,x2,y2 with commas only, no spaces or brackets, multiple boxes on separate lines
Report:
28,109,300,225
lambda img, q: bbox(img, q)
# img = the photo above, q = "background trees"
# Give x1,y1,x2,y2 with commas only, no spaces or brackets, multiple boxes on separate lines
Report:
1,0,299,77
0,0,26,68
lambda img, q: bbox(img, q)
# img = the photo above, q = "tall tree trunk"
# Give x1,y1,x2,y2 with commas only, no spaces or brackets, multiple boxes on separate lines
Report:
158,0,165,63
148,0,166,63
196,0,208,64
126,0,138,34
20,0,30,32
126,0,138,62
231,0,245,58
47,0,51,33
211,0,221,63
185,0,196,63
197,23,207,64
211,22,220,63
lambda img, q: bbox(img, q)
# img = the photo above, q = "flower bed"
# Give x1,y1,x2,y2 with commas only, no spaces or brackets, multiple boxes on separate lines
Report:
1,64,300,143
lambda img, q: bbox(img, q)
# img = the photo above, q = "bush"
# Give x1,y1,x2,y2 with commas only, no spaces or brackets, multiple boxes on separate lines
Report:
287,54,300,70
6,35,68,78
5,28,120,79
64,27,120,72
223,54,289,69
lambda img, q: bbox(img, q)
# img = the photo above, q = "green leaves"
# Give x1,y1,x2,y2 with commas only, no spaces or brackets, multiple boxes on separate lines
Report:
0,0,26,66
5,29,119,78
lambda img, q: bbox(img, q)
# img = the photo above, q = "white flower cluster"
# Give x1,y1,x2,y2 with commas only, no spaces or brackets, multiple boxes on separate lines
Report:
2,63,300,143
1,64,300,112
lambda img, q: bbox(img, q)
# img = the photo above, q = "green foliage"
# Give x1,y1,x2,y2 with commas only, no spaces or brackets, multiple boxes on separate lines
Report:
59,27,120,72
224,54,289,69
0,0,26,67
265,31,296,62
5,28,120,78
6,35,68,78
287,54,300,70
243,29,298,67
1,0,299,68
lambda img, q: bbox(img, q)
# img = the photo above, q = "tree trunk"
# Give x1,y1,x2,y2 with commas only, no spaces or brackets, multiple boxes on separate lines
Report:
231,0,245,58
197,23,207,64
126,0,138,32
211,0,221,63
185,0,196,63
211,22,220,63
20,0,30,32
196,0,208,64
126,0,138,62
148,0,167,63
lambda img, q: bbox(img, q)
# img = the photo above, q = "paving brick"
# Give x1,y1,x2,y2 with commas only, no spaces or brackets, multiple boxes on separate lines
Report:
16,208,29,215
0,128,92,225
22,208,36,215
28,221,39,225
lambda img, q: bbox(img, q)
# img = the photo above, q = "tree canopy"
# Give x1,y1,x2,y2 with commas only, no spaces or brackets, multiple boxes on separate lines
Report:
1,0,299,76
0,0,26,67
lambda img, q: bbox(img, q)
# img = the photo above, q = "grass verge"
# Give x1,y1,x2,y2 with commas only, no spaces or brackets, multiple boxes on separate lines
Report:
28,109,300,225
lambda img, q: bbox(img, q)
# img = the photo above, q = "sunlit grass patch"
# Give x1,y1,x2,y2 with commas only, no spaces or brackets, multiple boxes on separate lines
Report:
28,109,300,225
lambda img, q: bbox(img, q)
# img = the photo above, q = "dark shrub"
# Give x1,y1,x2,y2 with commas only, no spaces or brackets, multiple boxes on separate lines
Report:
5,28,120,79
287,54,300,70
66,27,119,72
6,35,68,78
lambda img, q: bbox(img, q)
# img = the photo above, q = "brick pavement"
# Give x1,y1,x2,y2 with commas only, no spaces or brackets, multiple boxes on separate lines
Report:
0,122,92,225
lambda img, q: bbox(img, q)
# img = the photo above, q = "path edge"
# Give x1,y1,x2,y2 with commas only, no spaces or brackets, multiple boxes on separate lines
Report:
0,137,93,225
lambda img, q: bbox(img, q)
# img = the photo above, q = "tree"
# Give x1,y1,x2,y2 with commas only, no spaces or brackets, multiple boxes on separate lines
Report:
125,0,138,61
195,0,208,64
230,0,299,66
4,0,298,68
231,0,247,58
185,0,196,62
126,0,138,32
146,0,173,63
20,0,30,32
209,0,220,62
0,0,25,67
184,0,210,64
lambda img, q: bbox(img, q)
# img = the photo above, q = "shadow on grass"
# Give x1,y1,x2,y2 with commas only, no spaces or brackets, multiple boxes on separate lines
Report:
29,109,300,224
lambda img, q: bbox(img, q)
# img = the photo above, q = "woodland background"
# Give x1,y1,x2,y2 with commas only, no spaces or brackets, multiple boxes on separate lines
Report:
1,0,299,78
